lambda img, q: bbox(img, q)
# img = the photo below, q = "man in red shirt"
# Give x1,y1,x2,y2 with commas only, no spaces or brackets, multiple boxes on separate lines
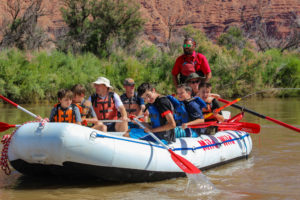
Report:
172,37,212,88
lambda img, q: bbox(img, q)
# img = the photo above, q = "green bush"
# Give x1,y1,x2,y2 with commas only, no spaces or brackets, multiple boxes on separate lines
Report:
0,26,299,103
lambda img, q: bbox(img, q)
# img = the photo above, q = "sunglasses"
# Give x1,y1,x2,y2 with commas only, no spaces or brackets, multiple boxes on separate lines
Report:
188,80,199,84
183,44,192,48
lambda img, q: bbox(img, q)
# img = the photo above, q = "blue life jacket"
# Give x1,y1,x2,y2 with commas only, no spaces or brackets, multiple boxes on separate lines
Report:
147,96,177,128
192,96,207,109
166,95,189,126
148,104,162,128
148,96,207,127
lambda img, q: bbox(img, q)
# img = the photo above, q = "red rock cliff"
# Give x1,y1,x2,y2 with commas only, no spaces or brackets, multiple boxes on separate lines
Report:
1,0,299,45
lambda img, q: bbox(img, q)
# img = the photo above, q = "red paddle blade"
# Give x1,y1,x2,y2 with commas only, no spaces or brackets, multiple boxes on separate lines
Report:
189,122,261,134
237,122,260,133
168,149,201,174
217,122,260,134
0,122,16,132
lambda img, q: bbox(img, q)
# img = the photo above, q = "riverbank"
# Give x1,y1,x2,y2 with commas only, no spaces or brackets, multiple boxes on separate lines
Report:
0,29,299,103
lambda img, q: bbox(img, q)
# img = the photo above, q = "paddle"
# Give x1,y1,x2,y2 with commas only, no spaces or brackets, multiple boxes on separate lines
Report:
132,118,201,174
0,95,37,118
188,122,260,134
0,122,21,132
218,98,300,133
204,98,241,119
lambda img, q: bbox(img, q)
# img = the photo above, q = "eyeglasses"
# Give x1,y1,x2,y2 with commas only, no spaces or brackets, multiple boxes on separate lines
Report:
125,84,135,87
188,80,199,84
183,44,192,48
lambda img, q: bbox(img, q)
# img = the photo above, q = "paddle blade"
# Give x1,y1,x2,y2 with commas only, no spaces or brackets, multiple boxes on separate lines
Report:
168,149,201,174
217,122,261,134
237,122,260,134
0,122,16,132
189,122,261,134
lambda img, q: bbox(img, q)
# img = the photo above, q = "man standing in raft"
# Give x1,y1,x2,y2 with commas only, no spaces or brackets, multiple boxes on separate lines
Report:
89,77,128,132
172,37,212,88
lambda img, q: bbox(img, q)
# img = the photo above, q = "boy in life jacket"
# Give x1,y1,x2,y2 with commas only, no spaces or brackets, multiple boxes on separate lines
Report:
49,89,82,125
89,77,128,132
120,78,147,121
176,84,205,136
71,84,103,129
172,37,212,88
124,82,176,143
198,82,224,123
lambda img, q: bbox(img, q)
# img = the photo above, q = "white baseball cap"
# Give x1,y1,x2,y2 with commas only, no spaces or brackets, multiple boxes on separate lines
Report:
93,77,113,88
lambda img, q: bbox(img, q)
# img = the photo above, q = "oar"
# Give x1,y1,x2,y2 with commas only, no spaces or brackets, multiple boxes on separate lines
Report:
99,120,123,123
188,122,260,134
218,98,300,133
0,122,21,132
99,115,145,123
0,95,37,118
204,98,241,119
132,118,201,174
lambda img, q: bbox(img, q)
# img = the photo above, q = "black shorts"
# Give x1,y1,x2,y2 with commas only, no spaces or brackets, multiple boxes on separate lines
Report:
104,122,116,132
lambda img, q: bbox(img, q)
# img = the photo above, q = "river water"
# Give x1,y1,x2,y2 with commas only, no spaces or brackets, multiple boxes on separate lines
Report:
0,97,300,200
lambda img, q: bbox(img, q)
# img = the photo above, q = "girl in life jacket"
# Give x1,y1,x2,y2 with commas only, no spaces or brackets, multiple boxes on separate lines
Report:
49,89,82,125
198,82,224,122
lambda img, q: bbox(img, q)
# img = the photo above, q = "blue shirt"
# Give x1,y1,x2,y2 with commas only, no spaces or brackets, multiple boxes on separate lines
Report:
184,99,204,121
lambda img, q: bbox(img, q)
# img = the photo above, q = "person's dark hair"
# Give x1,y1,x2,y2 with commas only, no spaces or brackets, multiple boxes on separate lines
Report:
184,37,196,47
137,82,154,97
71,84,86,95
57,89,73,100
177,84,193,94
198,82,212,90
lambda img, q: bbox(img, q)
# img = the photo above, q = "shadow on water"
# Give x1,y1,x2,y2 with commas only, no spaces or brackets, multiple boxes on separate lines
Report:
1,171,127,191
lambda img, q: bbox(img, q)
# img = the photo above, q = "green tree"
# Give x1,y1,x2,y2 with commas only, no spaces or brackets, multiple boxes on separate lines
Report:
60,0,145,57
217,26,247,50
0,0,48,51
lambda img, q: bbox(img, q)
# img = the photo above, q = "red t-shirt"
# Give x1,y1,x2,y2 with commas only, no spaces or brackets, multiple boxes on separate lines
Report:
171,51,211,76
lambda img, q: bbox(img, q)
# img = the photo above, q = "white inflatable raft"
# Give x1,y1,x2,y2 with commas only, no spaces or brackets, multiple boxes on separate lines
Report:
8,122,252,182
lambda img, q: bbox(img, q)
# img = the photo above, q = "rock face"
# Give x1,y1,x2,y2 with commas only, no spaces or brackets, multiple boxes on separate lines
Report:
1,0,299,45
138,0,300,44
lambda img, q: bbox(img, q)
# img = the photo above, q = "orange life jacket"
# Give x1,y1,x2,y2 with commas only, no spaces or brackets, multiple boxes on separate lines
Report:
91,92,118,120
52,103,79,123
76,100,92,126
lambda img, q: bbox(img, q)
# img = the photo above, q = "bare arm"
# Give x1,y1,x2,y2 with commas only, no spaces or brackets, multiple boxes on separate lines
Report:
137,105,145,117
118,105,128,120
213,111,224,122
182,118,205,129
147,113,176,133
205,72,212,83
85,116,99,124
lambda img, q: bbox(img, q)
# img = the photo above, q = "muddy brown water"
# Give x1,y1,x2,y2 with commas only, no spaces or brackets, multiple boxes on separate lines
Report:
0,97,300,200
